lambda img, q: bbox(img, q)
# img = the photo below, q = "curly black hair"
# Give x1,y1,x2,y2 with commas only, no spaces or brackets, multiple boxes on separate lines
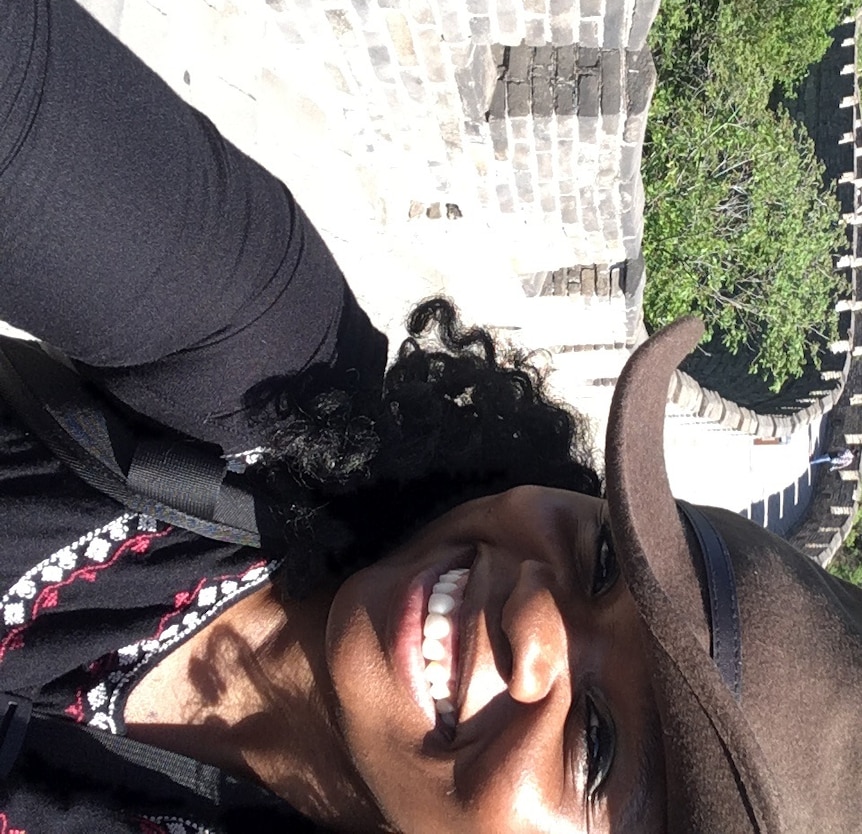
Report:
250,298,601,599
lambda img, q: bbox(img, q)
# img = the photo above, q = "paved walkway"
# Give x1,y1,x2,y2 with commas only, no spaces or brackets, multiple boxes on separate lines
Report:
664,411,824,534
47,1,827,531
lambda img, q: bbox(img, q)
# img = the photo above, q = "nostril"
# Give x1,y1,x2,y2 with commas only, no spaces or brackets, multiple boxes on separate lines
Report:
501,561,568,705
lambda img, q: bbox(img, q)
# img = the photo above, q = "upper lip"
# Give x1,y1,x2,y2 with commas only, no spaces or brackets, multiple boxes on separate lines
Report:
452,545,509,729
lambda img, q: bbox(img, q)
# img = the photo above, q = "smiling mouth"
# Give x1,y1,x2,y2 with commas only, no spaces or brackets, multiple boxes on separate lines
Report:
421,568,469,729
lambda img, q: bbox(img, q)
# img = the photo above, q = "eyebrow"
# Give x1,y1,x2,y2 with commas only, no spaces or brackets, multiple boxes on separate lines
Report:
614,698,663,831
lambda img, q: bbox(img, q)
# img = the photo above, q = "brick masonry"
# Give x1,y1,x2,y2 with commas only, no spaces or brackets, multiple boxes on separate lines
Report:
71,0,658,354
159,0,656,348
69,0,861,563
69,0,658,463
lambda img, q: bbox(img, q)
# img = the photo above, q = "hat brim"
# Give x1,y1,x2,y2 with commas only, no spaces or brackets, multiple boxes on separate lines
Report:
604,319,783,832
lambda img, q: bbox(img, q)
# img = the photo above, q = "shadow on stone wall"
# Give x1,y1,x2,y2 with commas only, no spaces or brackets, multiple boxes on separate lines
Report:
782,20,856,213
789,351,862,565
746,467,814,537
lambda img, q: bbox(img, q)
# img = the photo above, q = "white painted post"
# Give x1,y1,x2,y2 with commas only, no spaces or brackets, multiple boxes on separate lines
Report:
837,254,862,269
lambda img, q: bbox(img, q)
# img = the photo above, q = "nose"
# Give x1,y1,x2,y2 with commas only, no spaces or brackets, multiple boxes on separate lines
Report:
501,560,569,704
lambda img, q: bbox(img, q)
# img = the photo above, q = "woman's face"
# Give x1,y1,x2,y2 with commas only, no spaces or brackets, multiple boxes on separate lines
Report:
326,485,665,832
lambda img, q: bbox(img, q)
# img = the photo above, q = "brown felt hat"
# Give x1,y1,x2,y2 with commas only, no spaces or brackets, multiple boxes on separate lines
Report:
605,318,862,833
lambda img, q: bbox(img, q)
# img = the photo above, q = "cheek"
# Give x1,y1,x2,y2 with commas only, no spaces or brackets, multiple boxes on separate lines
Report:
325,575,394,792
325,571,434,814
325,570,387,718
323,575,483,834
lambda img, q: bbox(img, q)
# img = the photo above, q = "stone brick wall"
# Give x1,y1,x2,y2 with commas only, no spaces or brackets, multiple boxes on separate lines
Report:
663,13,862,566
789,17,862,564
74,0,662,445
265,0,659,351
789,301,862,564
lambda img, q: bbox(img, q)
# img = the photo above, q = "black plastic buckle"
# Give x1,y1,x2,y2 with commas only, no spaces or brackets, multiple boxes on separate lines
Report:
0,694,33,779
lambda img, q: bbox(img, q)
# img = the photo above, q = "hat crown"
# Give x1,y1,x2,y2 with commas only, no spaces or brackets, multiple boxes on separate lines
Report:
712,508,862,830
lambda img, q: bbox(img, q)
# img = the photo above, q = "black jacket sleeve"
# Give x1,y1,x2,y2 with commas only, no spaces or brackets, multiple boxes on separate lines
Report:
0,0,387,453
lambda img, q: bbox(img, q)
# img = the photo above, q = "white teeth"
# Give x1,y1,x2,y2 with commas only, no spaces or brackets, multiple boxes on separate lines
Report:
435,698,456,714
428,593,456,615
422,637,446,661
423,613,450,640
429,681,451,700
425,661,449,685
422,568,470,728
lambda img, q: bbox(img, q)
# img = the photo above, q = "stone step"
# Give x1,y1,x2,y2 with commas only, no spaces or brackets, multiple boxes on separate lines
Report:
551,344,630,382
510,295,629,347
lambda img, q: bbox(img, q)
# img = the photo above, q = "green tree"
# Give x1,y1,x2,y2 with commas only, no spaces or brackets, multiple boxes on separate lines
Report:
829,512,862,587
644,0,850,391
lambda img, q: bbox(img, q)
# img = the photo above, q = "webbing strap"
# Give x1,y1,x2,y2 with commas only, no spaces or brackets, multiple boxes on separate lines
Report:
677,501,743,701
0,337,289,801
129,440,225,520
0,695,32,779
0,693,283,813
0,336,267,547
30,714,226,805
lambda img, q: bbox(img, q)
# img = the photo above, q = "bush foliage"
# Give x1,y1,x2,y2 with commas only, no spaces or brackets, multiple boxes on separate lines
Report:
829,511,862,587
644,0,850,391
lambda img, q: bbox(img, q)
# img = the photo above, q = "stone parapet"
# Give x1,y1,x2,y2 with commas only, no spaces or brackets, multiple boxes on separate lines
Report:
73,0,664,380
669,15,859,450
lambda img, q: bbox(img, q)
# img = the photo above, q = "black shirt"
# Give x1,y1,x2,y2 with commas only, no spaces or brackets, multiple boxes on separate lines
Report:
0,0,387,829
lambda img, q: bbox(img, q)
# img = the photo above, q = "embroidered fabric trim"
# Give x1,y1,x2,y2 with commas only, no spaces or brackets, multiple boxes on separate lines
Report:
84,560,276,734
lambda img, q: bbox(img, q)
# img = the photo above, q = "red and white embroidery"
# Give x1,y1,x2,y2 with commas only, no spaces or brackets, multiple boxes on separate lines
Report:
82,560,276,734
140,815,215,834
0,514,167,663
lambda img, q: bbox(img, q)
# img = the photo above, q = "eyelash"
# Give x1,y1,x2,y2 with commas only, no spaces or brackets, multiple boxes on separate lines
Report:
585,695,615,798
582,529,618,800
591,526,619,597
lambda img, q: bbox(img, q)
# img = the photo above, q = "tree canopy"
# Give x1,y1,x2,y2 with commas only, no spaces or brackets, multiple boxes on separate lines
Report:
643,0,851,391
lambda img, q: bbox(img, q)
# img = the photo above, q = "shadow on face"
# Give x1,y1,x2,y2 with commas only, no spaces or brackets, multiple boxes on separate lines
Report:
327,485,667,833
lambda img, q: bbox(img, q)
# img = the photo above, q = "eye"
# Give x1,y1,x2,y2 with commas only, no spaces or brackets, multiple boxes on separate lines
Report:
591,528,619,596
585,695,616,798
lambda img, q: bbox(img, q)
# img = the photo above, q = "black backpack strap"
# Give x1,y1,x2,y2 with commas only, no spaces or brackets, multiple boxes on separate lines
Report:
0,339,297,812
0,691,288,820
0,694,32,779
0,336,273,548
